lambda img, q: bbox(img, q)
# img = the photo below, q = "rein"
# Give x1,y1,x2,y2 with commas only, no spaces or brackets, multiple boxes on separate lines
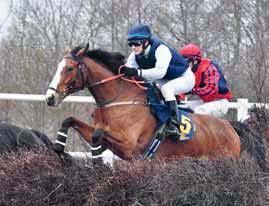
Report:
88,64,147,90
64,55,148,108
88,74,124,87
91,75,148,108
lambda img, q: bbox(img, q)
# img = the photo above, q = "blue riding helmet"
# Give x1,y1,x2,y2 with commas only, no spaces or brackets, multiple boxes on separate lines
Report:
128,24,152,41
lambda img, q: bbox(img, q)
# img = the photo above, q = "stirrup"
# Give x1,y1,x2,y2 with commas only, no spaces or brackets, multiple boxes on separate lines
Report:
166,125,180,141
166,127,180,135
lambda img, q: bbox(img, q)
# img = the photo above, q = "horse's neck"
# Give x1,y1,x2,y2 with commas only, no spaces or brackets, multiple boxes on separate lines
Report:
84,57,146,105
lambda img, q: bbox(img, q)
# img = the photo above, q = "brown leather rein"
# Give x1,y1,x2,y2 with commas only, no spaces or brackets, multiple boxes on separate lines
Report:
62,55,148,108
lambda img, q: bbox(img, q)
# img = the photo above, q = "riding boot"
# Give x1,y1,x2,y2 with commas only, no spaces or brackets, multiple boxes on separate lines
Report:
166,100,181,140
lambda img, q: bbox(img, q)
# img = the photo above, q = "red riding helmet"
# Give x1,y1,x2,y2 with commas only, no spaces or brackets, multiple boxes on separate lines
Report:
179,44,202,61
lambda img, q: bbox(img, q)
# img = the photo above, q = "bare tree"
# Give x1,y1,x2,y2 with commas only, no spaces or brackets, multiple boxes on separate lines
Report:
1,0,269,148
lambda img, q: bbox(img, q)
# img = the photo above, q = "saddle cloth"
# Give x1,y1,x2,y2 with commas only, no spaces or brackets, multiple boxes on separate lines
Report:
146,84,195,141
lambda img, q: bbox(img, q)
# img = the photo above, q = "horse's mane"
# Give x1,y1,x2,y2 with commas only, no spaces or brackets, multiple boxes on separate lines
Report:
85,49,126,74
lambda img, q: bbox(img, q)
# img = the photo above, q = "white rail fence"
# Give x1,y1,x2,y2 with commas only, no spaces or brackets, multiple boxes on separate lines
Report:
1,93,268,163
0,93,269,121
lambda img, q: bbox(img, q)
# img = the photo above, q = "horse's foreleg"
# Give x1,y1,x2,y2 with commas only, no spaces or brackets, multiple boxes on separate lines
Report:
54,116,106,164
72,119,107,162
54,116,95,153
91,128,106,164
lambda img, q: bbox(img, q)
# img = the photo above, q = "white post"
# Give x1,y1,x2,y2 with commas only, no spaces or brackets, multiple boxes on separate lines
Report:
237,98,249,121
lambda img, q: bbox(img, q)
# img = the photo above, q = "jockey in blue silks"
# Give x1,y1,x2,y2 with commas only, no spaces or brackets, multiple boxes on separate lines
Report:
120,23,195,136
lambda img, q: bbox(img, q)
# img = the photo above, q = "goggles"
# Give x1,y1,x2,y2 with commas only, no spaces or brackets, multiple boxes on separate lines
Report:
128,40,144,47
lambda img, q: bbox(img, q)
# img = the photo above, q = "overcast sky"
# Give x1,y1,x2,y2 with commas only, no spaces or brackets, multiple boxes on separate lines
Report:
0,0,12,34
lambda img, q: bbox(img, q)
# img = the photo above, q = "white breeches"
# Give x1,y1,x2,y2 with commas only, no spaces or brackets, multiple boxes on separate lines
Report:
185,98,229,118
157,67,195,101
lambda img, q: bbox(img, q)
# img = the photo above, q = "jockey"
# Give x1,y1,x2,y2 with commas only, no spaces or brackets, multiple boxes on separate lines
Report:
121,23,195,135
179,43,232,118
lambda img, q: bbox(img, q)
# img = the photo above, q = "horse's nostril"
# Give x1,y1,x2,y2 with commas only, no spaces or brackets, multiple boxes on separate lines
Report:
46,96,55,106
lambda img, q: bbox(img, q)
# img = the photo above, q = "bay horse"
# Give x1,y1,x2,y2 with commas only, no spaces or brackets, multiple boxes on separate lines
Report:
45,44,266,170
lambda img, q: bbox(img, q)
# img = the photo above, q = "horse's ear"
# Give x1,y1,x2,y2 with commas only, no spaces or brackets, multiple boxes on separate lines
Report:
64,46,71,54
76,43,89,57
85,42,89,51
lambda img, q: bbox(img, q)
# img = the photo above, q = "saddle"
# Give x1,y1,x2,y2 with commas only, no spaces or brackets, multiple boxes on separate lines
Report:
150,83,194,137
143,83,195,158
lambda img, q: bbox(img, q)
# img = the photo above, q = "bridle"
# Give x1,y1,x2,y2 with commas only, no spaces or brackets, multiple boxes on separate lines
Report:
65,57,89,94
53,53,148,108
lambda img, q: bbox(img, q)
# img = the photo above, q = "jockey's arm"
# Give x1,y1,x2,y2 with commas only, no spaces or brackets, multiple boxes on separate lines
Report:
125,52,139,68
139,45,172,81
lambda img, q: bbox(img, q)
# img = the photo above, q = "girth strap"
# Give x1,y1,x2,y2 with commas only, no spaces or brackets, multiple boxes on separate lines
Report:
143,124,166,159
96,100,148,108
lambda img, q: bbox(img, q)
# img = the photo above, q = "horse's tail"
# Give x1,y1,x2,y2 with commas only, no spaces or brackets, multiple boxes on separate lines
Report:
229,120,267,171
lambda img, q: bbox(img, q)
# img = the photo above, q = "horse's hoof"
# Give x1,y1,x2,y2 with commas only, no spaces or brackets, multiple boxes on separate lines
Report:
54,143,65,154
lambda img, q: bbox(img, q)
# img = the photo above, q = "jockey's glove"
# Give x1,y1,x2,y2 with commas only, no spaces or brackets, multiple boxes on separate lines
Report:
191,88,197,94
121,66,139,77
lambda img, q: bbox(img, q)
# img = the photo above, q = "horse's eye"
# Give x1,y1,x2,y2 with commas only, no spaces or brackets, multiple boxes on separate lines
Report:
66,67,73,73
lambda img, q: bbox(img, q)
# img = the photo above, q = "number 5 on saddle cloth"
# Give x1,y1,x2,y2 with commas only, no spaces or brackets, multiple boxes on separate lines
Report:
146,83,195,141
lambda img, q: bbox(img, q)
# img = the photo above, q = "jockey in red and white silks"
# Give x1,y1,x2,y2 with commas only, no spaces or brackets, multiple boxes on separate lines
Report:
179,43,232,118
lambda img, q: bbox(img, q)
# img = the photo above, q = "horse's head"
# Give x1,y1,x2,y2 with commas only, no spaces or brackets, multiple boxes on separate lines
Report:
46,44,89,106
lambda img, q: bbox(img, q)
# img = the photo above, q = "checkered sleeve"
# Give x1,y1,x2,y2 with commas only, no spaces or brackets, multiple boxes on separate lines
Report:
194,64,220,97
